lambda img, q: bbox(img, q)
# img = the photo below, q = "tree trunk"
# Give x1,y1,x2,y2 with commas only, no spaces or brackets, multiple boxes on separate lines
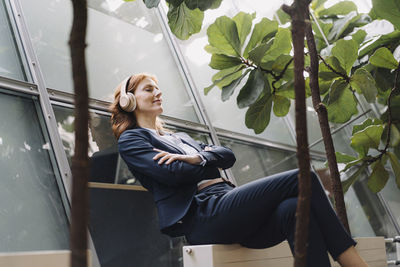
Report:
282,1,311,266
304,10,351,233
69,0,89,266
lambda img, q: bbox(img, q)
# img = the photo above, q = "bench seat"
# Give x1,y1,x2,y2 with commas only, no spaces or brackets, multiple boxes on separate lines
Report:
183,237,387,267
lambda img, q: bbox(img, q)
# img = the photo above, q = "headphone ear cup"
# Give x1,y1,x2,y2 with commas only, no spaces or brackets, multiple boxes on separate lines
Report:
118,76,136,112
119,93,131,112
126,92,136,112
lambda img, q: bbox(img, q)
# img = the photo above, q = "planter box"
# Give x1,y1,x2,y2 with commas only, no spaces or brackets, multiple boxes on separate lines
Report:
0,250,92,267
183,237,386,267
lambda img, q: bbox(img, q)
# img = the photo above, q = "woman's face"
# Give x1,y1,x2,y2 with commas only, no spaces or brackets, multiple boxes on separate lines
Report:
133,77,163,116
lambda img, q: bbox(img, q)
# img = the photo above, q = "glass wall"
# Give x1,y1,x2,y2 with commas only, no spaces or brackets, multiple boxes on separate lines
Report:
219,136,298,185
1,0,399,265
20,0,199,122
0,90,69,252
0,0,27,81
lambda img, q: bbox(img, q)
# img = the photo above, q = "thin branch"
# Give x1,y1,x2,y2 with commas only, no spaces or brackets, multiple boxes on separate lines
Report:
383,62,400,153
318,55,350,83
241,57,279,79
305,12,350,233
272,58,295,91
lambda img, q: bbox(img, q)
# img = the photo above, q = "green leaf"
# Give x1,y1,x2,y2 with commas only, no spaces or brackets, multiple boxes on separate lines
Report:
369,47,399,70
244,18,278,58
336,152,357,163
271,55,293,73
390,125,400,147
204,65,243,94
237,69,266,108
211,65,242,82
209,0,222,9
167,2,203,40
273,95,290,117
351,125,384,157
312,19,332,52
331,39,358,74
372,0,400,30
328,11,359,42
248,41,273,66
318,1,357,17
326,79,358,123
341,158,364,173
359,30,400,57
352,118,382,135
352,29,367,45
350,68,378,103
207,16,241,56
342,163,368,193
311,0,326,11
274,8,291,25
318,79,332,96
185,0,219,11
143,0,160,8
387,152,400,188
209,54,242,70
245,91,273,134
381,95,400,123
221,69,251,101
260,28,292,66
233,12,255,48
276,80,295,99
367,159,389,193
166,0,184,7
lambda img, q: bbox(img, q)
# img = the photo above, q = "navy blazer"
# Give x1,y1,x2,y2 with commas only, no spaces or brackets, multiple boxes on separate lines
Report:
118,127,236,236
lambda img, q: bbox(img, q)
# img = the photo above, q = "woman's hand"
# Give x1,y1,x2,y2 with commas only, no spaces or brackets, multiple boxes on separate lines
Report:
153,148,203,165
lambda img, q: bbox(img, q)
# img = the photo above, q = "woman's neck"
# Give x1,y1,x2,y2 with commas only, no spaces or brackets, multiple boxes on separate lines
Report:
136,115,157,130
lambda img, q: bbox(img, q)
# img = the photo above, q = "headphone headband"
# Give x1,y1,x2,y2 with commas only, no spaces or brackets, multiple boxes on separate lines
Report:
120,76,131,98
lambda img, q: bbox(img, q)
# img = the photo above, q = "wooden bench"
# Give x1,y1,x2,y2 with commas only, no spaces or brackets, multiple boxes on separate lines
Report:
0,250,92,267
183,237,387,267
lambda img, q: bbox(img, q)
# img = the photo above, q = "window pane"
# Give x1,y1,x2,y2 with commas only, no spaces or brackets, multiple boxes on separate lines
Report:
0,91,69,251
380,173,400,231
347,174,398,238
20,0,199,122
0,0,26,81
219,137,298,185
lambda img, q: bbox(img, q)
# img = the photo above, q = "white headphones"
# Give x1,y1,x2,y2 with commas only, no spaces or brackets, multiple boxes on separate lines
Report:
119,76,137,112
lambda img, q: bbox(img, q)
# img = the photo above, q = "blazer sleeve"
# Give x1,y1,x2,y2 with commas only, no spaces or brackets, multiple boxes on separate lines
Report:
176,132,236,169
118,131,221,187
197,142,236,169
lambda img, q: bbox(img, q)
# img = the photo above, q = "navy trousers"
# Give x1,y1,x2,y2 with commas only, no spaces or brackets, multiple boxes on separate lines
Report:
182,169,356,267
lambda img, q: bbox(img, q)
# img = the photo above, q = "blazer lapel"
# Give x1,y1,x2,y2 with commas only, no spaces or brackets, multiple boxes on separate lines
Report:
147,130,187,154
172,132,202,152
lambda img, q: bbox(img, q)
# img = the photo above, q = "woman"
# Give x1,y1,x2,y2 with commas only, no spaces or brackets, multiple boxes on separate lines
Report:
110,73,368,267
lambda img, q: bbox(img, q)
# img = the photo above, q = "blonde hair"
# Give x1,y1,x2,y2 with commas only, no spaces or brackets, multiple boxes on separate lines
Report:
109,73,170,139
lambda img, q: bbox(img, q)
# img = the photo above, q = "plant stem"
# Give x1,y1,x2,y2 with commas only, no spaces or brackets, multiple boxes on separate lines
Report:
69,0,89,266
283,1,311,266
304,9,350,233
